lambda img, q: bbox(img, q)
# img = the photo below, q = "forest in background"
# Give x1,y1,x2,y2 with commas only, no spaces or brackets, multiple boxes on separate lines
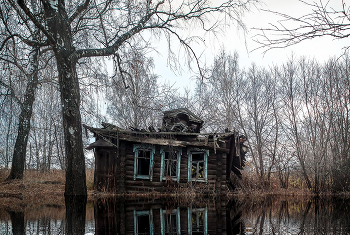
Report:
1,47,350,194
0,0,349,196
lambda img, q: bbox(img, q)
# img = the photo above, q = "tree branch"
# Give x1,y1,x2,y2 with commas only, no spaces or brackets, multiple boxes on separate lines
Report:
71,1,162,60
253,0,350,52
68,0,90,24
0,80,23,106
16,0,57,47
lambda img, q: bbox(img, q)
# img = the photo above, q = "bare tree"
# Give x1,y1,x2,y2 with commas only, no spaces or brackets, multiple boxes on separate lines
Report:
240,64,279,181
2,0,254,195
254,0,350,51
107,49,160,129
202,50,242,132
279,58,313,190
0,1,44,179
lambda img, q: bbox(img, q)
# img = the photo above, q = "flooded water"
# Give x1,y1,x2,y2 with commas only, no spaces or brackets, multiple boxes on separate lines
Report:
0,196,349,234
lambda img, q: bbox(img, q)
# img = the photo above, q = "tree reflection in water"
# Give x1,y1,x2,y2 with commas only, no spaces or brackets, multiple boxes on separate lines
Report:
65,195,87,235
239,196,350,234
0,196,350,234
6,210,25,235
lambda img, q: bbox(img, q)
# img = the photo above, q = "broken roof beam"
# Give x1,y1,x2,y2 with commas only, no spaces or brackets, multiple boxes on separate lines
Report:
83,124,235,138
116,135,228,152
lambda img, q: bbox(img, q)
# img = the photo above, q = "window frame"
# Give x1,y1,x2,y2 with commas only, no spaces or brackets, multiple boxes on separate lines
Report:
133,144,155,181
187,207,208,235
134,210,154,235
160,208,181,235
160,147,182,182
187,148,209,182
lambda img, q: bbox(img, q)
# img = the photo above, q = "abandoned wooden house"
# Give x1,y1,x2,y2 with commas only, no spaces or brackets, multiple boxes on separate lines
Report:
94,197,243,235
84,108,247,193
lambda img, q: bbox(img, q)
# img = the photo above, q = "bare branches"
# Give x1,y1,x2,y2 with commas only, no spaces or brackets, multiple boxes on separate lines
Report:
71,1,163,60
16,0,57,47
253,0,350,52
114,53,131,89
72,0,254,64
68,0,90,24
0,80,23,106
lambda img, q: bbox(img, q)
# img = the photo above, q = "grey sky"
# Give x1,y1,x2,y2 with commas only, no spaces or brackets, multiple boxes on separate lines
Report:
151,0,348,91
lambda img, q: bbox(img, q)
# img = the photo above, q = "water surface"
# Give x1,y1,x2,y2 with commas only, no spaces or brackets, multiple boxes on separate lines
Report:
1,196,349,234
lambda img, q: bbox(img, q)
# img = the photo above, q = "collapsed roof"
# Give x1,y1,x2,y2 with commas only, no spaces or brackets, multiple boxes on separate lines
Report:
161,108,204,133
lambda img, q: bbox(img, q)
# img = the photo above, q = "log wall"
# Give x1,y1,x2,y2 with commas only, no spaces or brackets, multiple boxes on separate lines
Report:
94,140,228,193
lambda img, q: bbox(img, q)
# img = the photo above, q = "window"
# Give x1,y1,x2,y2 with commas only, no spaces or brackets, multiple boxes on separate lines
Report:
188,208,207,235
133,145,155,181
160,208,181,235
187,149,209,182
160,148,182,182
134,210,153,235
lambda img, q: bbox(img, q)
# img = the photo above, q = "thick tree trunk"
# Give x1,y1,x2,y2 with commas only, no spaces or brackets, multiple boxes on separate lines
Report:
57,55,87,196
6,45,39,180
40,1,87,196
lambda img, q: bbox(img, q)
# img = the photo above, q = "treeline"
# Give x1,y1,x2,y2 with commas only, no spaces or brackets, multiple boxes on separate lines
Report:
198,51,350,194
0,47,193,172
1,48,350,194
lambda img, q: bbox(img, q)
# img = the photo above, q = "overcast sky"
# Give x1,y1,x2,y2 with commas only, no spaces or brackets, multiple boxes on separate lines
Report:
150,0,349,91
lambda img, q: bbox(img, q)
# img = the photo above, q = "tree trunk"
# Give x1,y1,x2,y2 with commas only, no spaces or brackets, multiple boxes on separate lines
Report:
41,2,87,196
6,45,39,180
57,55,87,196
5,99,13,170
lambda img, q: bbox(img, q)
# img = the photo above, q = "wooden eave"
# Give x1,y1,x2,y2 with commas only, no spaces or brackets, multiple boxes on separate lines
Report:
83,124,233,153
86,139,115,150
83,124,234,138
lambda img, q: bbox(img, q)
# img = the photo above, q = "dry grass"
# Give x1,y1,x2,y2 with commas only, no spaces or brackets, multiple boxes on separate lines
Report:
229,170,315,199
0,169,94,212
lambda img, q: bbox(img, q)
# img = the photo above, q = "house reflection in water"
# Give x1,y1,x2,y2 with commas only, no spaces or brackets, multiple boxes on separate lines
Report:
94,198,243,235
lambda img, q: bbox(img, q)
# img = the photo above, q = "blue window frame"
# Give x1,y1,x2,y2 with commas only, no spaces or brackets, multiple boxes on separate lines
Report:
134,210,154,235
160,208,181,235
133,144,155,181
187,148,209,182
160,148,182,182
188,207,207,235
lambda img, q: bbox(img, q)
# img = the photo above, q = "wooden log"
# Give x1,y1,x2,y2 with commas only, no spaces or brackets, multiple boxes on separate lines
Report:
124,180,165,187
207,169,218,175
125,165,134,172
125,160,134,166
